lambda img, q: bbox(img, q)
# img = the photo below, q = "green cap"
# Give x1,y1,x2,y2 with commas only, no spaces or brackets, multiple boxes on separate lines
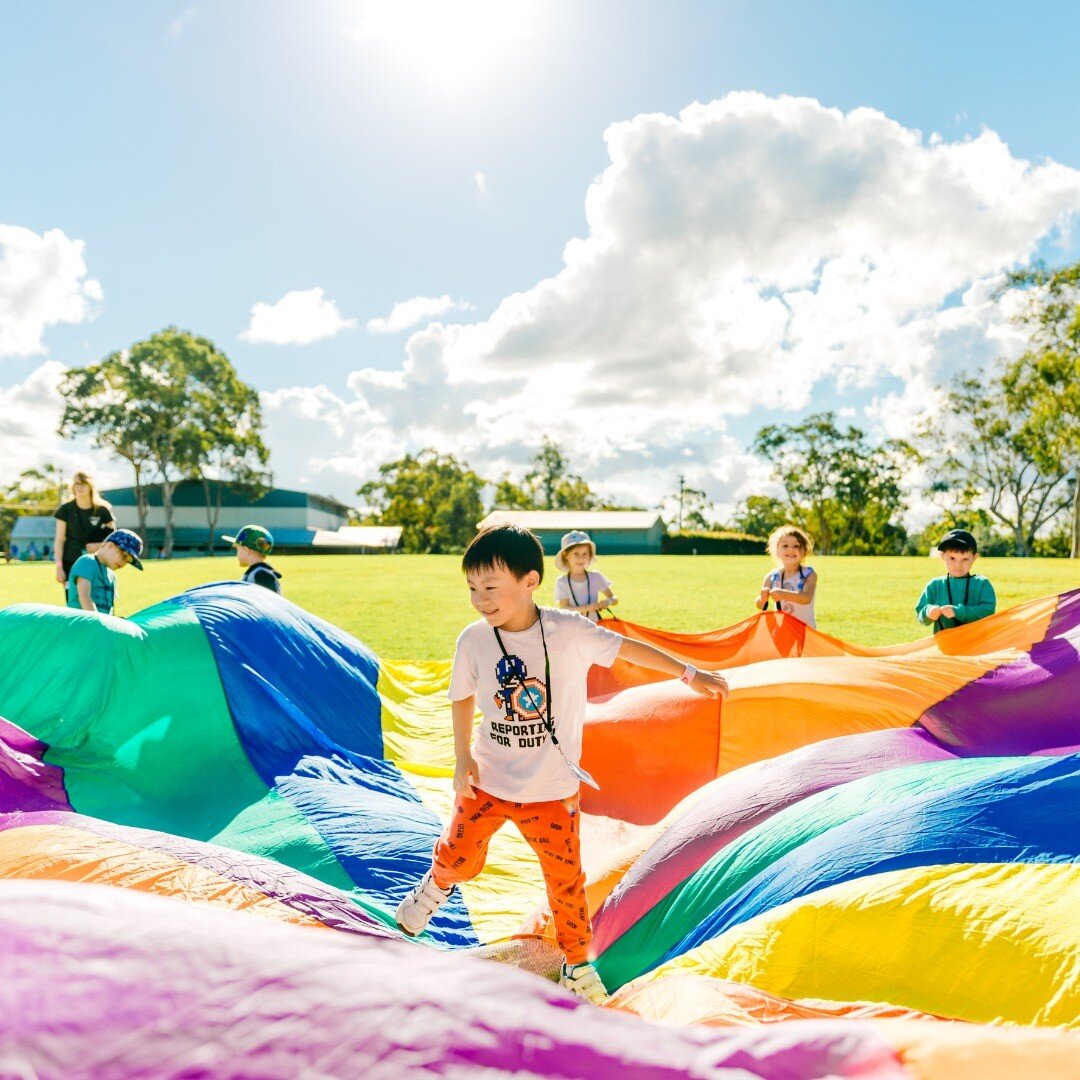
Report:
221,524,274,555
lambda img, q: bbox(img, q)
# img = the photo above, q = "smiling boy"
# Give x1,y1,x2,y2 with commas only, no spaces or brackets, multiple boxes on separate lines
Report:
916,528,997,634
395,523,728,1004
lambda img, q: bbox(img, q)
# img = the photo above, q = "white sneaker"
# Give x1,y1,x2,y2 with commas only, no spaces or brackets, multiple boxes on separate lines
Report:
559,962,608,1004
395,871,452,936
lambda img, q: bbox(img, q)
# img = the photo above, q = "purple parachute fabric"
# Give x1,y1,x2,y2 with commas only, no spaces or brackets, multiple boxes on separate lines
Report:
0,717,70,814
0,881,907,1080
920,588,1080,755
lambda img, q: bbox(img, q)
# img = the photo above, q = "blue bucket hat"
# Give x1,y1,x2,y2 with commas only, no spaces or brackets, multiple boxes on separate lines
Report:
105,528,144,570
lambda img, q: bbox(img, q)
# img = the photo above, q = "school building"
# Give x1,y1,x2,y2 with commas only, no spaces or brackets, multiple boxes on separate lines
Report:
100,482,401,555
476,510,666,555
7,515,56,560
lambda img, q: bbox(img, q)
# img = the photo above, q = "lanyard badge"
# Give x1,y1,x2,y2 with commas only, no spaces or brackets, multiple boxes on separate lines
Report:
493,610,600,790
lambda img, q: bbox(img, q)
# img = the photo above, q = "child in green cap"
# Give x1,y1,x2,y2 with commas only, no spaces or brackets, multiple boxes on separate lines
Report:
221,524,282,594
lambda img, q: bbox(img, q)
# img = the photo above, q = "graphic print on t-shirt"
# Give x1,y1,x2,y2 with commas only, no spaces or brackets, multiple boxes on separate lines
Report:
493,654,551,750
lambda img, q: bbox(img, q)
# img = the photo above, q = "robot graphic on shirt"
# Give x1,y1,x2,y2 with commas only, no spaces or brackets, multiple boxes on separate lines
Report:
495,654,550,749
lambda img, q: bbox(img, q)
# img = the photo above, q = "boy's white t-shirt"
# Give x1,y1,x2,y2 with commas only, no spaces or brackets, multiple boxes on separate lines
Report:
553,570,613,623
447,607,623,802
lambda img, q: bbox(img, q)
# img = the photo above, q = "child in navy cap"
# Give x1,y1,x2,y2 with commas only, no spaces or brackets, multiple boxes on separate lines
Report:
915,528,996,634
66,528,143,615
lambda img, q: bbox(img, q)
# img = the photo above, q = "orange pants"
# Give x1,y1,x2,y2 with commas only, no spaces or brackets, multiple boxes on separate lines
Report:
431,788,591,964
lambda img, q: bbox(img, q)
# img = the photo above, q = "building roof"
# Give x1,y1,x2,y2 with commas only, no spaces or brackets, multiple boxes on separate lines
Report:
478,510,665,531
102,481,351,514
11,515,56,541
313,526,403,549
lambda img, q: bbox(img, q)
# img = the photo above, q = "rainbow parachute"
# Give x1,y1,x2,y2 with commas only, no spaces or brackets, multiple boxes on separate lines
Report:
1,584,1077,1076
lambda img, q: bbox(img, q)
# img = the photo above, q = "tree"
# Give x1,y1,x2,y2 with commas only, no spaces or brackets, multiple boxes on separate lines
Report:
730,494,789,539
522,438,597,511
186,372,272,552
490,473,533,511
1,465,65,552
194,456,273,554
1001,263,1080,556
922,368,1070,557
751,413,913,554
490,438,598,512
358,450,485,553
671,475,710,531
59,328,268,555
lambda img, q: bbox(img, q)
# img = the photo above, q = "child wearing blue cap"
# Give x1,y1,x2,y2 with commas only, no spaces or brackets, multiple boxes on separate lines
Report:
66,529,143,615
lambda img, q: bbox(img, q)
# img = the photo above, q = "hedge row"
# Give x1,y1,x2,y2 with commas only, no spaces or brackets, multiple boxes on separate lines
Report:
661,531,767,555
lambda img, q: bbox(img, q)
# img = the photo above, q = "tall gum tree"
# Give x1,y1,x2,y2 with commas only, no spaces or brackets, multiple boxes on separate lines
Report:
60,328,269,555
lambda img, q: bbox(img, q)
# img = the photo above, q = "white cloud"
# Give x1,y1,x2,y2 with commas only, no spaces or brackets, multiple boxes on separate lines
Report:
0,225,102,359
260,93,1080,510
366,294,474,334
0,361,125,488
168,6,198,39
474,171,488,197
240,287,356,346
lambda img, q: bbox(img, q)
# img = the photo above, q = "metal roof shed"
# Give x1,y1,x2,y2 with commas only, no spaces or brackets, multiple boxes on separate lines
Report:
477,510,666,555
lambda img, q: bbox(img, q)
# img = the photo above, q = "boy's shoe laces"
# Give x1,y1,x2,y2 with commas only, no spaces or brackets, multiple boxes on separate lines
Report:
559,962,608,1005
395,871,452,936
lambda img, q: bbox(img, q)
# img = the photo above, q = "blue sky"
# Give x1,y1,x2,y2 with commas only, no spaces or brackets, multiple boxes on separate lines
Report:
3,1,1080,515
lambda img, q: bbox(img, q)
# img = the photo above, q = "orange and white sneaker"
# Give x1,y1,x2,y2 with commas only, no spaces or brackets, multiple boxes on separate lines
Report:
559,961,608,1004
395,871,452,936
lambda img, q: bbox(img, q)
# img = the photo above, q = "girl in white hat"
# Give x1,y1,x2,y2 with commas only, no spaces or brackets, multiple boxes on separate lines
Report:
554,530,618,623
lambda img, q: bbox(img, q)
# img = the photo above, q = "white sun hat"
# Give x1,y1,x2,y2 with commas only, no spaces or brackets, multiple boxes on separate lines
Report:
555,530,598,573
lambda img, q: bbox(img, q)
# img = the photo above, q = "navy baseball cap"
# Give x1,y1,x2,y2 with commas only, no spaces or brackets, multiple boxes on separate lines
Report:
938,528,977,553
105,528,144,570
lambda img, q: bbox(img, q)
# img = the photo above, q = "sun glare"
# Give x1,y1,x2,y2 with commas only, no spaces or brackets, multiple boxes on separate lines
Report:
347,0,538,87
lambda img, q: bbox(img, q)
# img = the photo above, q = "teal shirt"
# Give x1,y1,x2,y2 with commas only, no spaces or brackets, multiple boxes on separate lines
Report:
66,553,117,613
915,574,996,633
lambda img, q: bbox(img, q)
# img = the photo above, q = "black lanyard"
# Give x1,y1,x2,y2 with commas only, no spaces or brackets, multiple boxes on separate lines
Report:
945,575,971,608
566,572,591,610
770,566,805,609
493,608,558,747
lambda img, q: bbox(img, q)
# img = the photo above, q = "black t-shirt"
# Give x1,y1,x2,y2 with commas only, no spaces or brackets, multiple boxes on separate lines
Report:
243,561,282,594
54,500,116,571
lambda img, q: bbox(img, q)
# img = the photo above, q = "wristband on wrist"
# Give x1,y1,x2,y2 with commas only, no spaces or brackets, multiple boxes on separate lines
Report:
679,663,697,685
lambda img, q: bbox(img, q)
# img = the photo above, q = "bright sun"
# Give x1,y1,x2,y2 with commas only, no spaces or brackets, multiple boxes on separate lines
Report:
347,0,538,87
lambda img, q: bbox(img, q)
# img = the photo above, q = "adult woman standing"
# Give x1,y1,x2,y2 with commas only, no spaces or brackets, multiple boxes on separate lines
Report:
53,472,116,588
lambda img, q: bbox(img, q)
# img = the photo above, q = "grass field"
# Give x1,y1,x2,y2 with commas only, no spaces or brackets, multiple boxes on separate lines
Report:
2,554,1076,660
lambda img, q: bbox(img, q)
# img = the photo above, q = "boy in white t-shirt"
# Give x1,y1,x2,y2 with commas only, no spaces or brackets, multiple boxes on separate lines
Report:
395,523,728,1004
553,529,617,623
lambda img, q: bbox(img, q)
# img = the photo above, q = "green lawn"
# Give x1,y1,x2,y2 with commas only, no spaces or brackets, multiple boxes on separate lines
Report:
2,554,1076,660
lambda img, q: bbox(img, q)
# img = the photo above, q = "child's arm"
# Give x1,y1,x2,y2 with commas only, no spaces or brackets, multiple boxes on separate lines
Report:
54,518,67,584
558,575,617,615
754,573,772,611
953,579,997,624
769,571,817,606
75,576,97,612
451,696,481,799
916,583,940,626
560,598,605,615
616,638,729,698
